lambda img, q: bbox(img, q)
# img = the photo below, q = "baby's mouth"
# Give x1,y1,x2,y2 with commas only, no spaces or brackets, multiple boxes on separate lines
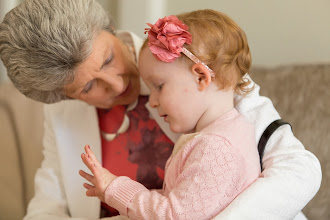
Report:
160,114,168,121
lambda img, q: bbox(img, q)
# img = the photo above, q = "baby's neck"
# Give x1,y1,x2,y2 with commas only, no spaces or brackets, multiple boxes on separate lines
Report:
195,87,235,132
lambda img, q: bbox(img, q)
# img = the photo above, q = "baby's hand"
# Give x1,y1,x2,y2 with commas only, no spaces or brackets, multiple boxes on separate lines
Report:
79,145,117,202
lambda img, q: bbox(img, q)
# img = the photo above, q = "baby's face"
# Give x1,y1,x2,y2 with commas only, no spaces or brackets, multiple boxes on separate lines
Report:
138,47,207,134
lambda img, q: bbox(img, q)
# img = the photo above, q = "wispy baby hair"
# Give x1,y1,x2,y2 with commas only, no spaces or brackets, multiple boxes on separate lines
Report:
177,9,252,94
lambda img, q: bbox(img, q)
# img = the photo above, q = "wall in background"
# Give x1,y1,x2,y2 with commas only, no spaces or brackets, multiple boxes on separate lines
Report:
166,0,330,67
117,0,167,38
114,0,330,67
96,0,118,25
0,0,20,83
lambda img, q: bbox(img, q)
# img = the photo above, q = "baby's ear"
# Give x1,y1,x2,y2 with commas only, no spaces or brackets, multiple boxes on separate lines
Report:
191,63,212,91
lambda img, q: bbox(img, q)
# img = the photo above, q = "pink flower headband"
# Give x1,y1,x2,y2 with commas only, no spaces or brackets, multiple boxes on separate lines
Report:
145,15,215,77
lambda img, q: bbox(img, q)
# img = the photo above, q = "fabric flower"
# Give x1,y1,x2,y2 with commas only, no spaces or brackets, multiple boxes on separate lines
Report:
145,15,192,63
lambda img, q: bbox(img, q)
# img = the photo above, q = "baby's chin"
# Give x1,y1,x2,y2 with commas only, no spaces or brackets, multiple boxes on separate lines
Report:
169,124,195,134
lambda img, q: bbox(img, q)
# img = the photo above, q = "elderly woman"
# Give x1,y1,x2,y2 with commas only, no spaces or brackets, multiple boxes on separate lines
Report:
0,0,321,219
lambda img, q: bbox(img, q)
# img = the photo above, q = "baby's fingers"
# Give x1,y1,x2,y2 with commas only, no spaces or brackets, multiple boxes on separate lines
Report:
83,182,93,189
83,183,98,197
84,145,101,166
81,152,102,182
81,152,95,172
79,169,94,183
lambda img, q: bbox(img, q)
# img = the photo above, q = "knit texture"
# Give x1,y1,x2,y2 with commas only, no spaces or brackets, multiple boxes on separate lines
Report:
105,109,260,219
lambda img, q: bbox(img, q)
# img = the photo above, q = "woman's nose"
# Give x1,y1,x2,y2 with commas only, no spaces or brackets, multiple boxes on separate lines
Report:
102,74,123,93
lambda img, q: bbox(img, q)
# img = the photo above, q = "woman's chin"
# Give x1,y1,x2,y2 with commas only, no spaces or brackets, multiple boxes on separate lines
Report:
113,91,139,107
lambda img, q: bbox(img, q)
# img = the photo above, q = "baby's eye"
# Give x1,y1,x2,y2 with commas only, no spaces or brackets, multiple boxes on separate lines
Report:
157,83,164,91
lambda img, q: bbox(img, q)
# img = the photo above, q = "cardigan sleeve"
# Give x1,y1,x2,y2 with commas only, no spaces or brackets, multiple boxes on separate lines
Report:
213,76,322,220
104,136,247,220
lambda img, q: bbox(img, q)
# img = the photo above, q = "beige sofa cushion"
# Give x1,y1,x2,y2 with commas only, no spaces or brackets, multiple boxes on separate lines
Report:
0,81,44,219
0,104,25,219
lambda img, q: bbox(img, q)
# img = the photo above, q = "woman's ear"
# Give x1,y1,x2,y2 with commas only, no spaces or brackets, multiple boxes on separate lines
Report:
191,63,212,91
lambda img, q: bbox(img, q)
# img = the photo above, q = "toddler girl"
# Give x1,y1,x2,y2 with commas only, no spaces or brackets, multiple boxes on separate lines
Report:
79,9,260,219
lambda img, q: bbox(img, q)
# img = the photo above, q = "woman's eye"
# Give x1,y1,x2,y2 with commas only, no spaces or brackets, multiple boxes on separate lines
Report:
82,81,94,94
104,55,113,65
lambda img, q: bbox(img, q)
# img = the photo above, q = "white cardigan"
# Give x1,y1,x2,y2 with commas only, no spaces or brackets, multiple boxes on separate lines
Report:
24,32,321,220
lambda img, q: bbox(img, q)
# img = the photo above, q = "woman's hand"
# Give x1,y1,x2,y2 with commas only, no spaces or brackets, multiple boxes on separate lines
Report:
79,145,117,203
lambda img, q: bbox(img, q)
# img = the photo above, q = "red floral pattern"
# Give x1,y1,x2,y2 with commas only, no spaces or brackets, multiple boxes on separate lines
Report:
97,96,174,216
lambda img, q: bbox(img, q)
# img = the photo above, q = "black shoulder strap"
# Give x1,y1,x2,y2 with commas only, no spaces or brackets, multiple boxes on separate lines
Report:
258,119,292,169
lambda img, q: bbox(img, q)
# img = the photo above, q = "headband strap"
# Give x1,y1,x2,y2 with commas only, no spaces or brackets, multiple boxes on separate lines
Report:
145,15,215,77
181,47,215,77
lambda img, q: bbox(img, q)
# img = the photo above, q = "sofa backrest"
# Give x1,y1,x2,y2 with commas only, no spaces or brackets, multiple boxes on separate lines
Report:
0,81,44,219
251,64,330,220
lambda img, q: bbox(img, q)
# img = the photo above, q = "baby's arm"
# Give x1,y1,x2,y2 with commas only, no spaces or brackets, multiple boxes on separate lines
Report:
80,136,247,220
215,78,322,219
107,136,247,219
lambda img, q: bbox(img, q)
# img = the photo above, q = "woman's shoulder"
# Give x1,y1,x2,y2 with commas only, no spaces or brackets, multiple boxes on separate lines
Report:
43,99,92,116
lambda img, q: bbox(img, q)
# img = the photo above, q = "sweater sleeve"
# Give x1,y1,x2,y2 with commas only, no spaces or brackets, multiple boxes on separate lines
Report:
104,136,247,220
214,77,322,220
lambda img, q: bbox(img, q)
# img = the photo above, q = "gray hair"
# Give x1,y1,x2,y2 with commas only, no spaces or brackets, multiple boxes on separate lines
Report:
0,0,115,103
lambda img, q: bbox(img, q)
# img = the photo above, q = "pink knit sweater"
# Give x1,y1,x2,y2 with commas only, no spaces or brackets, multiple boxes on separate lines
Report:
105,109,261,219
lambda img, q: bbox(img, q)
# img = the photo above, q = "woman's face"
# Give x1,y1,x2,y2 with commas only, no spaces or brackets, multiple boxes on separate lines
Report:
64,31,140,109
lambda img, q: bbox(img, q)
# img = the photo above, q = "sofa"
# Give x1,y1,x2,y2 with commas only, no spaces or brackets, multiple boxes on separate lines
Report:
0,63,329,220
0,81,44,220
